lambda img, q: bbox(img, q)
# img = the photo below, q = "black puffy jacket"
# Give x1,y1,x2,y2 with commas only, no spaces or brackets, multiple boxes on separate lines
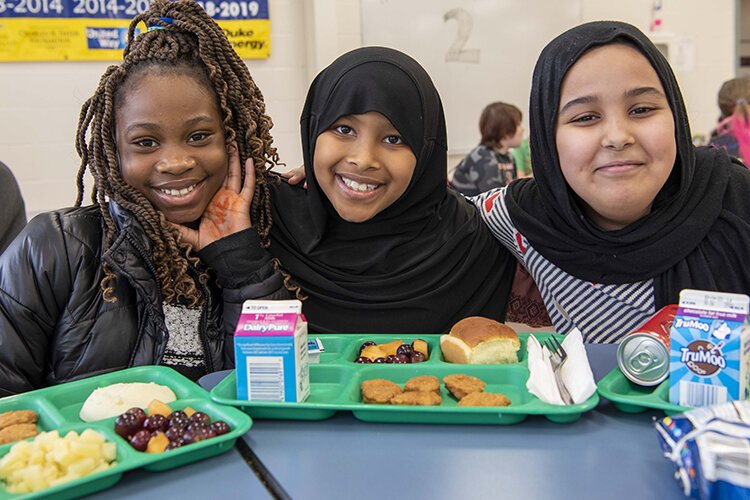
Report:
0,204,287,396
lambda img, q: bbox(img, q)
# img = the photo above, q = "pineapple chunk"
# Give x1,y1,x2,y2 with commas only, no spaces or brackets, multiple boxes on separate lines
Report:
359,345,385,361
379,340,404,357
412,339,429,359
146,432,169,454
147,399,172,417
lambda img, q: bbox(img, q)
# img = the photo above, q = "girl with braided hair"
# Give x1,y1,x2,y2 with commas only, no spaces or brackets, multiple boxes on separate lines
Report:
0,0,288,395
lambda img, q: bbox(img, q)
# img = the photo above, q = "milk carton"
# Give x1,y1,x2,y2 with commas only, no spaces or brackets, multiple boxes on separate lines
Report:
234,300,310,402
669,289,750,407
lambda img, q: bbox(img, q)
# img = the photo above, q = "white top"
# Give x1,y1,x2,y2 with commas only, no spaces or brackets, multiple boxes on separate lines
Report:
471,187,656,343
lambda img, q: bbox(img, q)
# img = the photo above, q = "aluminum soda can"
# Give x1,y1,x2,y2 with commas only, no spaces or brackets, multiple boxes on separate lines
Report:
616,304,678,386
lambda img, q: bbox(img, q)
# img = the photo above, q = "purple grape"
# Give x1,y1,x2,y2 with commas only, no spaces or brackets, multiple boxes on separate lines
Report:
167,412,190,429
373,357,387,364
186,421,210,434
168,410,187,423
126,407,147,423
354,356,373,364
129,429,151,452
114,412,141,439
410,351,427,363
385,355,398,364
165,424,186,442
143,414,168,433
396,344,413,357
189,412,211,426
181,430,197,445
394,354,411,363
165,440,183,451
211,421,231,436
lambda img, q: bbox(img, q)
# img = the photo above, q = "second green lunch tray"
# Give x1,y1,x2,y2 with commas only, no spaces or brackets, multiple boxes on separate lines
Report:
211,333,599,425
0,366,252,499
597,366,686,414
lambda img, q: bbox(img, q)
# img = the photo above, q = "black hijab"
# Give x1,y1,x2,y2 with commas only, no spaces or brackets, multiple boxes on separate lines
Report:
506,21,750,307
269,47,515,334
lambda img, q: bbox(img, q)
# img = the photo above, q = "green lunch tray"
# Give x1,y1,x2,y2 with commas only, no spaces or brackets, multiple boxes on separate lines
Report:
0,365,252,499
597,366,686,415
211,333,599,425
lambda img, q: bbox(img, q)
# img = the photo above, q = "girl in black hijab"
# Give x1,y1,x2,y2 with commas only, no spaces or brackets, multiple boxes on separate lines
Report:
265,47,516,334
472,21,750,343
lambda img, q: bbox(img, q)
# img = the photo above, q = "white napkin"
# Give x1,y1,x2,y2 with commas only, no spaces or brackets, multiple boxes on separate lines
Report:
559,329,597,404
526,329,597,405
526,334,565,405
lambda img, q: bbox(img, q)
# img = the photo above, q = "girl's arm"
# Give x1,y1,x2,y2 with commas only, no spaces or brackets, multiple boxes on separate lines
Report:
199,231,292,368
469,186,523,259
0,213,73,395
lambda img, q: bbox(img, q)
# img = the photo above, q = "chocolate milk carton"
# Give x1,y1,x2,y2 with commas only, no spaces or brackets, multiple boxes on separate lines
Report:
669,289,750,407
234,300,310,402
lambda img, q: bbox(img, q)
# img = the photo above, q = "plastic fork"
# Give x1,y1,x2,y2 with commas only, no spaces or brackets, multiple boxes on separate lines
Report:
544,335,574,405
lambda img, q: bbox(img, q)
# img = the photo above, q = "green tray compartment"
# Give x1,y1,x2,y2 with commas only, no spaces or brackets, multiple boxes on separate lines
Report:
211,333,598,424
597,367,685,414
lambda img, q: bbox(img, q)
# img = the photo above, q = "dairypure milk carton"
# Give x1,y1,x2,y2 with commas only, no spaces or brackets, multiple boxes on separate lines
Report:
234,300,310,402
669,289,750,407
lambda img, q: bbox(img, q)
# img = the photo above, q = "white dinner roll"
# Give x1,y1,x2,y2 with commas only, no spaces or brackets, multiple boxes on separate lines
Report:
440,316,520,364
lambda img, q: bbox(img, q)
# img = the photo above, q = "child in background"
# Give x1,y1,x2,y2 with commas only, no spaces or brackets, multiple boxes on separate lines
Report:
511,138,533,178
206,47,519,334
710,76,750,165
473,21,750,343
451,102,525,196
0,0,287,395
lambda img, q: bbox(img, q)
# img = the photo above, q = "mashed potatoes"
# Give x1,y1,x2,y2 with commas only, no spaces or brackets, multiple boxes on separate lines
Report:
79,382,176,422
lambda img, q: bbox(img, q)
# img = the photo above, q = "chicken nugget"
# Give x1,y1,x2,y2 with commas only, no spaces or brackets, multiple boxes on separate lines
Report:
391,391,442,406
404,375,440,393
443,374,486,400
361,379,403,404
0,410,37,430
457,392,511,407
0,423,39,445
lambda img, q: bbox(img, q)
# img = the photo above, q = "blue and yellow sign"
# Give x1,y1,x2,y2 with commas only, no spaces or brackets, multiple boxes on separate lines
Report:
0,0,269,61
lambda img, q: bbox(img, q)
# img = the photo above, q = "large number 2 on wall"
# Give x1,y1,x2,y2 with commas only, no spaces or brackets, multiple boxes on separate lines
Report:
443,8,480,63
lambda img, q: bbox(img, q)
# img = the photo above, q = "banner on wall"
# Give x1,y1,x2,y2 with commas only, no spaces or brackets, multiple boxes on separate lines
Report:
0,0,269,61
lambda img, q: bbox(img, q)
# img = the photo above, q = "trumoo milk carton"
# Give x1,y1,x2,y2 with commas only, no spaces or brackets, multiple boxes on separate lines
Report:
669,289,750,407
234,300,310,402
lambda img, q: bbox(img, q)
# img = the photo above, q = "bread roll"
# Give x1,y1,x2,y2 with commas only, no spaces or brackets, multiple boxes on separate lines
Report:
440,317,520,364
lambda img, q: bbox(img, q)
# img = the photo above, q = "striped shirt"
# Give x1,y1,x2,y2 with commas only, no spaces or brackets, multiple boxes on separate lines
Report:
472,187,656,343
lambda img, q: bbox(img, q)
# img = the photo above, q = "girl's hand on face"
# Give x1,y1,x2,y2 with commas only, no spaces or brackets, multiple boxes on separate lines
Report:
173,143,255,250
281,165,307,189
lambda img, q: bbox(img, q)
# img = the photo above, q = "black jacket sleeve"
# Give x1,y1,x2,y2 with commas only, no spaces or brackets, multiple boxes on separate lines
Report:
199,228,292,367
0,213,78,395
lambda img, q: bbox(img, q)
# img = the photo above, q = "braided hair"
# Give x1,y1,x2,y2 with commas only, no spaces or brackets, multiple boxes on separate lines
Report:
75,0,280,305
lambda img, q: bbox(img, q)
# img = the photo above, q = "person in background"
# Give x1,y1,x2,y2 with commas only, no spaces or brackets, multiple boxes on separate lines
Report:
511,137,533,178
473,21,750,343
450,101,525,196
710,76,750,166
0,161,26,254
0,0,289,395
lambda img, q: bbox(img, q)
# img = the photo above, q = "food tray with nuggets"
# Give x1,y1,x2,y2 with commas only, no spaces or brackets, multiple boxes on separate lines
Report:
597,367,685,414
0,366,251,499
210,333,599,425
